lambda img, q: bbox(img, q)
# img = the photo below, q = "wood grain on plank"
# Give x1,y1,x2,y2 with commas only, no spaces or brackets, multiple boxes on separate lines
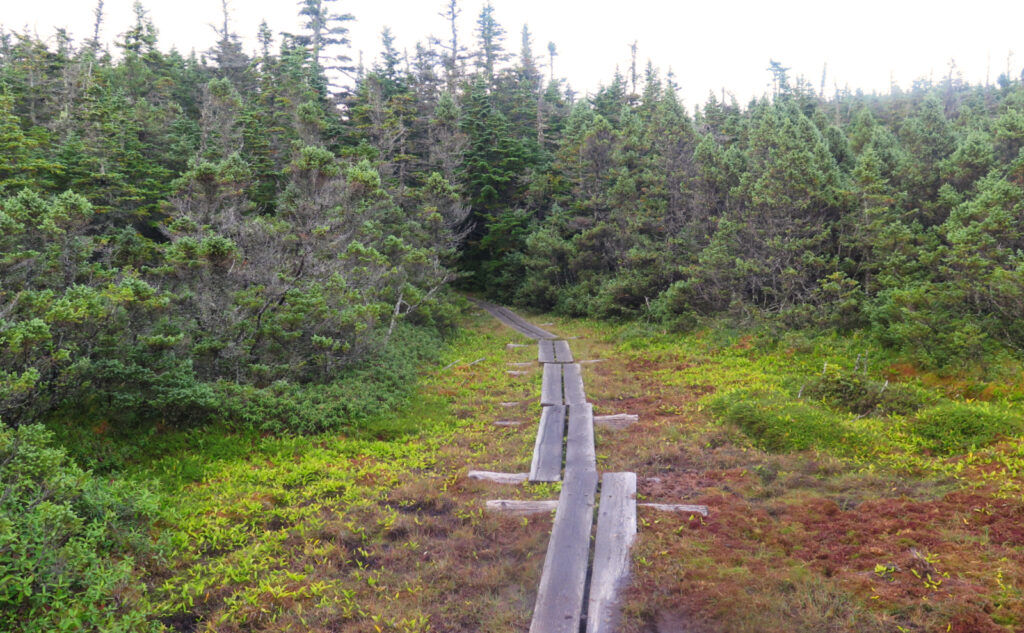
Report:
587,472,637,633
563,363,587,406
540,363,562,406
529,405,565,482
553,339,574,363
528,469,598,633
565,403,596,475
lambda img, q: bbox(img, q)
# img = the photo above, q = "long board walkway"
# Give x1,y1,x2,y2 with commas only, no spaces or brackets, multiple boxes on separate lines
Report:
479,301,638,633
472,298,557,340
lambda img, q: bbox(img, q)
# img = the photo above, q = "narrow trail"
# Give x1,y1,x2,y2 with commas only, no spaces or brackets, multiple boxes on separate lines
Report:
476,302,637,633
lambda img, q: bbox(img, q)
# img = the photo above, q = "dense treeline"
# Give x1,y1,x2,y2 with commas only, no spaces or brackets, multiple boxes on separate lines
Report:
474,63,1024,372
2,1,1023,435
0,1,467,432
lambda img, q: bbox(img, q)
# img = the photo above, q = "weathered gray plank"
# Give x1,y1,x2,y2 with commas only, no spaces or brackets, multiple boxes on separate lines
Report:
594,413,638,429
486,499,558,515
529,405,566,482
587,472,637,633
639,503,709,516
469,471,529,484
565,404,596,475
538,340,556,364
553,339,574,363
540,363,563,406
563,363,587,406
528,469,598,633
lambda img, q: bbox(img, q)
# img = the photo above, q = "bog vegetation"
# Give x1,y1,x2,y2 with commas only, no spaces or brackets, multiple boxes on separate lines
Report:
1,0,1023,631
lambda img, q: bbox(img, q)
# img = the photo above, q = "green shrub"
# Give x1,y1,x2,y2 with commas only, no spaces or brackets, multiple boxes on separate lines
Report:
800,365,934,416
708,388,864,455
0,424,163,633
216,323,442,436
911,401,1024,454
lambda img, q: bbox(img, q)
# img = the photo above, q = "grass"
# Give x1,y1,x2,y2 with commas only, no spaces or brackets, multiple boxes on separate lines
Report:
50,308,1024,632
136,313,561,632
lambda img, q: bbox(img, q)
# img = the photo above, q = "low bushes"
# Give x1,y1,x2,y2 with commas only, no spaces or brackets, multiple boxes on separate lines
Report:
912,401,1024,454
708,388,867,456
0,424,164,632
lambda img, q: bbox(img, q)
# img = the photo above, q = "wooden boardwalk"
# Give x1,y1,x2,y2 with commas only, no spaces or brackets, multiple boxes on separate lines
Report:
587,472,637,633
538,339,557,363
530,405,566,482
472,298,556,339
563,364,587,406
541,363,562,407
553,339,574,363
482,300,641,633
528,468,597,633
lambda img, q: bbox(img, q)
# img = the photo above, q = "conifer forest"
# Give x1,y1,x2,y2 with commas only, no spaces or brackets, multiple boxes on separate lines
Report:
3,1,1024,632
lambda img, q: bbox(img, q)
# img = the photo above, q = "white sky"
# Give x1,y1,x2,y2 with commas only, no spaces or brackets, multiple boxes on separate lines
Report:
3,0,1022,109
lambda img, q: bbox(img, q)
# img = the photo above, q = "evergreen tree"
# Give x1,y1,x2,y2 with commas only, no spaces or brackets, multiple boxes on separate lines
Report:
295,0,355,92
473,1,507,86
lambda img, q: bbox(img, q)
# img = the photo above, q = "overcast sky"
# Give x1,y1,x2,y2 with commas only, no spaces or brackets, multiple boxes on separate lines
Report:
4,0,1023,108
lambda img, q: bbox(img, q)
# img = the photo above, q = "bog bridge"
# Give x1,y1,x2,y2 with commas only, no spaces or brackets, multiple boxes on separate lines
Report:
470,300,653,633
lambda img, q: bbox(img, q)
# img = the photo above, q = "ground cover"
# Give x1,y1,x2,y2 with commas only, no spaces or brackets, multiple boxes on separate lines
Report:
129,309,1024,632
146,312,559,632
584,326,1024,633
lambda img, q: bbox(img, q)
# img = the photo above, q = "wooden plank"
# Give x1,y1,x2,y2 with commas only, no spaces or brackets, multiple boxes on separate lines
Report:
486,500,558,515
565,404,596,475
594,413,638,430
540,363,563,406
468,471,529,484
538,340,557,364
563,363,587,406
639,503,709,517
553,339,574,363
529,405,565,482
587,472,637,633
528,469,598,633
493,420,524,427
